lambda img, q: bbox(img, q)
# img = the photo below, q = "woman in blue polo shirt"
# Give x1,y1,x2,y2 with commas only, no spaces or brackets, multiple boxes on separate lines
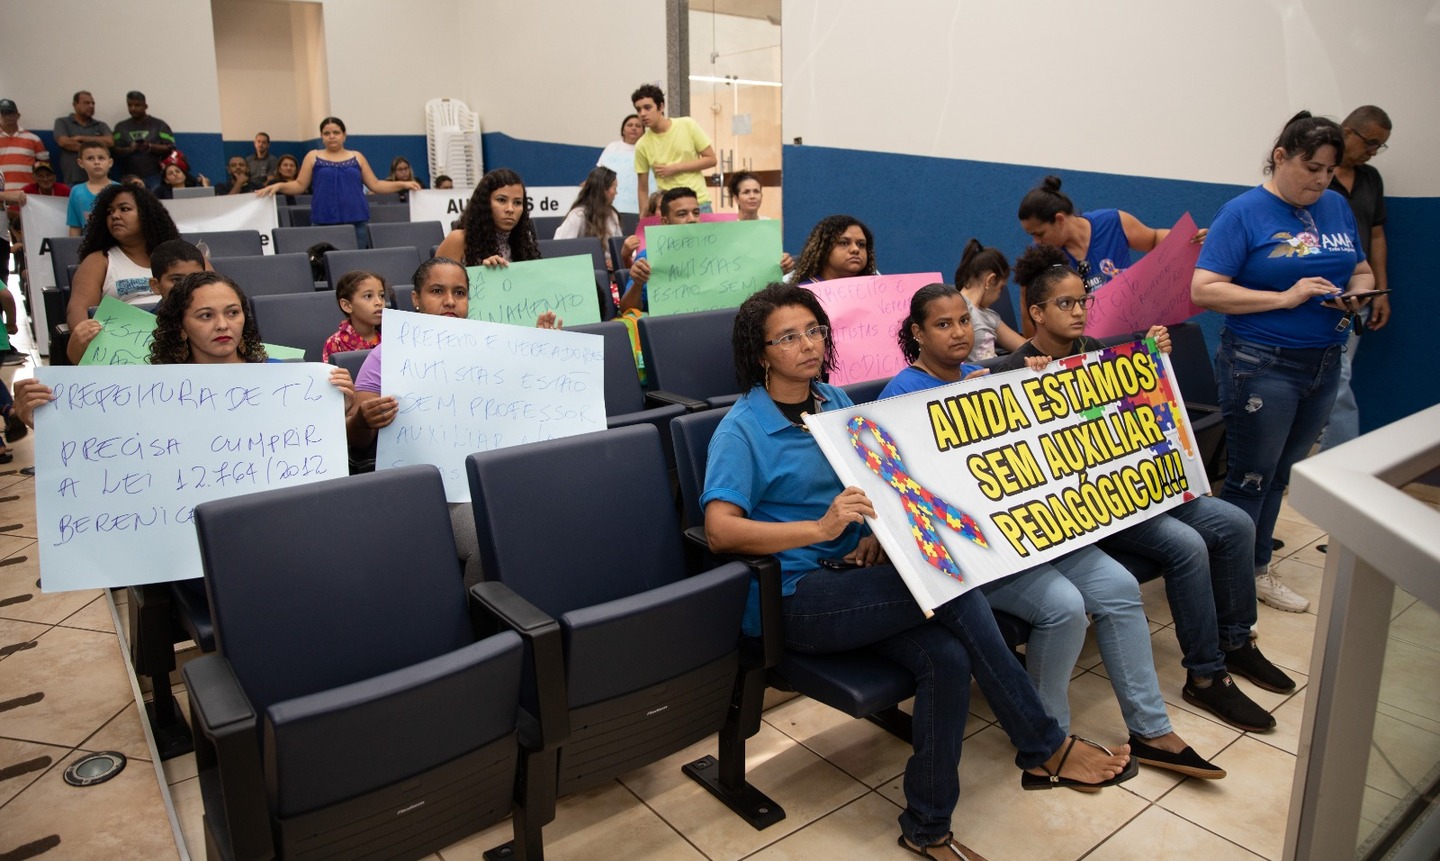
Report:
1192,111,1376,614
701,282,1133,858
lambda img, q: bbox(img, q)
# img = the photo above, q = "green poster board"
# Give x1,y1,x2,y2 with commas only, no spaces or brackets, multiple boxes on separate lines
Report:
645,220,783,316
79,296,159,366
467,254,601,327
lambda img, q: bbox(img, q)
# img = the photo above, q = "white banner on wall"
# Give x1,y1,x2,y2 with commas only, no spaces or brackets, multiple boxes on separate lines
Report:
408,187,581,239
23,195,279,351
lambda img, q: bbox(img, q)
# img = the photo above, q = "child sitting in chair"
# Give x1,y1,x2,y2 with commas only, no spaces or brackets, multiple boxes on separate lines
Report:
323,270,387,362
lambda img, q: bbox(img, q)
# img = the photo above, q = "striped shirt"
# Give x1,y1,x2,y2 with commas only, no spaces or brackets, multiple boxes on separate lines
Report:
0,128,48,190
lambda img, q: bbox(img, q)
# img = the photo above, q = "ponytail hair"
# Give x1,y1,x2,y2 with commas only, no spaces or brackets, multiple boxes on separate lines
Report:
953,238,1010,288
1265,111,1344,174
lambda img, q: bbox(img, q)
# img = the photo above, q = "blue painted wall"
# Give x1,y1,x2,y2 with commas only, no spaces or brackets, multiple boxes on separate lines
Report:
782,144,1440,433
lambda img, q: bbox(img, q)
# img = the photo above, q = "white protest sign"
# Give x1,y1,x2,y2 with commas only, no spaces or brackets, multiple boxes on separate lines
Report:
21,195,69,341
806,339,1211,612
34,363,350,592
375,310,606,501
163,195,280,254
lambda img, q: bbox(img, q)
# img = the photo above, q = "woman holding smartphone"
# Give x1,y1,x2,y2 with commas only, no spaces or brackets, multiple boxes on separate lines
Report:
1192,111,1377,613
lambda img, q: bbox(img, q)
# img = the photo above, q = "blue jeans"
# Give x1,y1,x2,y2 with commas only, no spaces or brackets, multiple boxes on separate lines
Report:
1216,329,1342,569
1100,496,1256,676
982,546,1171,739
783,566,1064,847
1318,309,1366,452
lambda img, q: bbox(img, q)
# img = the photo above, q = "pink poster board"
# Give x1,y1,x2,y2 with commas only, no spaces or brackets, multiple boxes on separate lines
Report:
1083,213,1206,339
810,272,943,385
636,211,738,250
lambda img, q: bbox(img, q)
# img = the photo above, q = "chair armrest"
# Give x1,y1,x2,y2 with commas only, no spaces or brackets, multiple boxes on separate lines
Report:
182,655,272,860
647,389,709,412
683,526,783,670
470,581,568,748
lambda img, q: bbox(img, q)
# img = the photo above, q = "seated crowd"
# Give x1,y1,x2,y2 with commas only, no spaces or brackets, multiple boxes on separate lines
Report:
12,92,1382,858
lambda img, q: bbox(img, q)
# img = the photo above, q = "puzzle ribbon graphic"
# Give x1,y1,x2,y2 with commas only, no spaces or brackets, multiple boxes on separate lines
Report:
847,416,986,582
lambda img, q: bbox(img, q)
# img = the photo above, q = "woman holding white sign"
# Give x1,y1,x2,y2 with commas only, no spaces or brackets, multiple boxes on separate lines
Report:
880,281,1236,778
996,245,1292,736
349,257,559,586
435,168,543,269
703,282,1134,859
17,271,356,422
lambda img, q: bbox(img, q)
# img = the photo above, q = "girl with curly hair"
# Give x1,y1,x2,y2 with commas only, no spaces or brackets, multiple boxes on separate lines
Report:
66,184,181,362
791,214,876,284
435,168,543,268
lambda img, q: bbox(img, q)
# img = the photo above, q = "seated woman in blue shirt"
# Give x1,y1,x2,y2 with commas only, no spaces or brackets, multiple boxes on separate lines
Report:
879,283,1231,777
701,282,1133,859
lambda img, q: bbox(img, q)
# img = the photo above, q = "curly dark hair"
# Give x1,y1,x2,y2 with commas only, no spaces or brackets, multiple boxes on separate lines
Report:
149,272,267,365
631,83,665,109
1013,243,1078,312
896,283,963,364
731,282,836,390
1016,175,1075,224
460,168,542,266
791,215,876,284
726,169,761,199
76,185,180,259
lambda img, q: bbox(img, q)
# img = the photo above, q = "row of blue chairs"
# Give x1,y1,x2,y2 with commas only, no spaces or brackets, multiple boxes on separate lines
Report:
182,426,755,859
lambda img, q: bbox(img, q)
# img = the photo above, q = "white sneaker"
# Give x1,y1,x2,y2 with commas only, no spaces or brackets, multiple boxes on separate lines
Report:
1256,568,1309,613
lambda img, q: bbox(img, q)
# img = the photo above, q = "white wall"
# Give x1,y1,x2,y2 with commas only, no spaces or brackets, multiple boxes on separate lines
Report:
459,0,668,145
0,0,222,135
782,0,1440,195
213,0,329,141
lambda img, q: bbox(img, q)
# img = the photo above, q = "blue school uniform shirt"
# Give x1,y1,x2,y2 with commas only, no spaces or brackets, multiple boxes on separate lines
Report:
1197,186,1365,349
701,382,865,635
1068,209,1131,292
878,364,984,399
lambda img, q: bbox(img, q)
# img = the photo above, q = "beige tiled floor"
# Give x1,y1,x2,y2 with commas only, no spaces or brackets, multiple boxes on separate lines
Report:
2,302,1437,858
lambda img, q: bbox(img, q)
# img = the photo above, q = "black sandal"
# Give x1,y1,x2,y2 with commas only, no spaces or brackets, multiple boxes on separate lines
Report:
1020,734,1138,792
898,832,989,860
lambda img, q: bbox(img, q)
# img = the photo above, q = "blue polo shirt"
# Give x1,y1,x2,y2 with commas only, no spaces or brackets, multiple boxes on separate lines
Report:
878,364,984,399
701,382,864,635
1197,186,1365,348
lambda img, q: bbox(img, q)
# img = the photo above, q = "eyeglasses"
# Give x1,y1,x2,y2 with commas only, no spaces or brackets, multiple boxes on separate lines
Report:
766,325,830,348
1294,207,1319,237
1347,128,1388,153
1035,295,1096,312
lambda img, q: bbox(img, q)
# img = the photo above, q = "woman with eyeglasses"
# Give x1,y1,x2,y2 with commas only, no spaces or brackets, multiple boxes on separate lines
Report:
703,281,1134,859
998,245,1295,733
1191,111,1376,614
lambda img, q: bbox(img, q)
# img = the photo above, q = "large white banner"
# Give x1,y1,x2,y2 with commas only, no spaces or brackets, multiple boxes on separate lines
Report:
23,195,279,350
408,187,581,239
375,310,606,501
806,339,1211,612
34,363,350,592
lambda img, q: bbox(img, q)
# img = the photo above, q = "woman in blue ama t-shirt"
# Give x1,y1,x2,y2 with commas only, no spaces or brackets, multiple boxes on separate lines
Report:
1191,111,1376,612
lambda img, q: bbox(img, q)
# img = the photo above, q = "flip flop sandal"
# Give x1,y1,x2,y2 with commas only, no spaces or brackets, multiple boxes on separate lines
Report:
898,832,990,860
1020,734,1139,792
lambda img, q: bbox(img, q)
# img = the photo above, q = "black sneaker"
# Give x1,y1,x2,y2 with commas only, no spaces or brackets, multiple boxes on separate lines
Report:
1224,640,1296,693
1182,672,1275,732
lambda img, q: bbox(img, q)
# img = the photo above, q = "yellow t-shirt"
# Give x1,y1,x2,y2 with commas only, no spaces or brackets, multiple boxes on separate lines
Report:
633,117,712,205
